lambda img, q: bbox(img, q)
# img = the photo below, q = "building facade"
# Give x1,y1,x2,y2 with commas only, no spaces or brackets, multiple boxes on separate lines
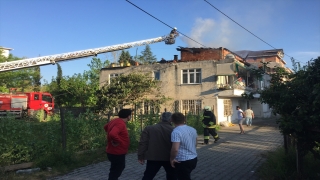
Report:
0,47,13,58
100,47,273,125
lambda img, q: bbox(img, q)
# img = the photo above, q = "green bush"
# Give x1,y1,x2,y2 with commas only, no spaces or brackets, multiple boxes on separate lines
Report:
0,110,107,167
258,147,320,179
185,114,205,134
35,149,77,170
0,111,205,168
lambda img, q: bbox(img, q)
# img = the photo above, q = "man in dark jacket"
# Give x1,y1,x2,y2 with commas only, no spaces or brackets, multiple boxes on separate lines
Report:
138,112,176,180
202,106,220,145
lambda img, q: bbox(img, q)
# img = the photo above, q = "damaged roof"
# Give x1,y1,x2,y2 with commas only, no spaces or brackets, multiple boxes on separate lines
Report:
176,46,245,59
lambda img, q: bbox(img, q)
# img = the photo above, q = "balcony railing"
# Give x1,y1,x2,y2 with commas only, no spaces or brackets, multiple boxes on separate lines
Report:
217,83,258,91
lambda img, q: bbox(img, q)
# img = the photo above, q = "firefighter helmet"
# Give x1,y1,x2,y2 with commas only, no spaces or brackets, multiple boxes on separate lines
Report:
204,106,211,111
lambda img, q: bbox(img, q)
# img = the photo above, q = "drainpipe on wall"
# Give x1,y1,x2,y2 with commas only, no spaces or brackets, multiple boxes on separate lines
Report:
215,95,219,124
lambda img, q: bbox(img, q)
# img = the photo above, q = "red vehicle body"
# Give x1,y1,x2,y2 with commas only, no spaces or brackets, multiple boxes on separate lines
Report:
0,92,54,118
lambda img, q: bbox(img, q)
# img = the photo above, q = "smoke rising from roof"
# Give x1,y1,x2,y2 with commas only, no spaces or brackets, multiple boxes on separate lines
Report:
181,17,232,48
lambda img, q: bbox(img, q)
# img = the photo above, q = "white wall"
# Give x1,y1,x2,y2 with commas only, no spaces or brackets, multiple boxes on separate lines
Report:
1,49,10,58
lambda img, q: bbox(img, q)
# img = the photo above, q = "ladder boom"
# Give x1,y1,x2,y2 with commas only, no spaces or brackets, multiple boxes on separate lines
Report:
0,34,176,72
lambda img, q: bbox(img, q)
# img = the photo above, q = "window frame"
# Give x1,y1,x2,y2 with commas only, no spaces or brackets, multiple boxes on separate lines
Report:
182,99,202,115
182,69,202,84
154,71,160,80
223,99,232,117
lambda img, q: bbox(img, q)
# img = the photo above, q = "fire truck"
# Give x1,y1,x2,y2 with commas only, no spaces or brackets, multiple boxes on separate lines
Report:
0,90,54,118
0,30,178,118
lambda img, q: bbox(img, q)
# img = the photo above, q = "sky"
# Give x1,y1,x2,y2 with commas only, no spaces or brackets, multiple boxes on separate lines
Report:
1,0,319,83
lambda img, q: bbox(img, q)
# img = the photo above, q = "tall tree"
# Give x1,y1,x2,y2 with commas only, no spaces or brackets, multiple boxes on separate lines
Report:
259,57,320,175
32,66,41,91
119,50,131,64
138,45,157,64
83,57,110,106
52,63,64,107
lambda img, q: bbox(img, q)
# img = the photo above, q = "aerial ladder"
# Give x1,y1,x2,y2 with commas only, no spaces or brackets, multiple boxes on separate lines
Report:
0,31,178,72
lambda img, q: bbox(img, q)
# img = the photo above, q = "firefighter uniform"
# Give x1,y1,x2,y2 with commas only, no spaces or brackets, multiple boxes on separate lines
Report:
202,106,220,144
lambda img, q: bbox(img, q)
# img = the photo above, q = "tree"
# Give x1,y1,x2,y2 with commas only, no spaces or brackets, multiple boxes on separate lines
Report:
45,58,110,107
118,50,131,64
96,73,163,113
50,63,64,107
259,57,320,176
138,45,157,64
83,57,110,106
0,51,41,92
32,66,41,91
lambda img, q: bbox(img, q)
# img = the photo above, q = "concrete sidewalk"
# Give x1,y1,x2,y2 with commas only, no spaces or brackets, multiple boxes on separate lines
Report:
49,117,283,180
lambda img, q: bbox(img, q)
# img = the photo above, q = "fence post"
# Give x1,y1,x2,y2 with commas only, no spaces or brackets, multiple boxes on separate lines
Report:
185,110,187,124
140,111,143,132
60,107,66,150
284,134,288,154
107,111,111,123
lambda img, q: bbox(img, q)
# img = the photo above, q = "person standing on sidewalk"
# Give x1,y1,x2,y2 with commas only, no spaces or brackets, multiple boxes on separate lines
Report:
245,107,254,126
170,112,198,180
236,106,245,134
138,112,177,180
202,106,220,145
104,109,132,180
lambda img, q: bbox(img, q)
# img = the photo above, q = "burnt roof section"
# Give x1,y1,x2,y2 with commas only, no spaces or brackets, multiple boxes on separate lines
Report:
234,49,284,59
176,46,246,62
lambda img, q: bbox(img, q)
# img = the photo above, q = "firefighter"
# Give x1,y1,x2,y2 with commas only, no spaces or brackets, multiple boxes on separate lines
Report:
202,106,220,144
170,27,178,38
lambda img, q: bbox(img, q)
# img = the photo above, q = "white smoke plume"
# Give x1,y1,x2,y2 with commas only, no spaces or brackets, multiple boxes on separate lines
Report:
181,17,232,48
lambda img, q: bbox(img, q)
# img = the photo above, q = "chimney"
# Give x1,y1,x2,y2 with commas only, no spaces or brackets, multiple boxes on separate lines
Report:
174,55,178,61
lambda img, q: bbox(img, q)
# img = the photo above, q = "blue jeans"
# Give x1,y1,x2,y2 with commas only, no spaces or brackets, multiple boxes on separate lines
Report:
245,117,252,125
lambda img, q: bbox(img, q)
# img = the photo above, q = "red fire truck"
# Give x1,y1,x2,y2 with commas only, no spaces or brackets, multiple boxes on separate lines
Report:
0,92,54,118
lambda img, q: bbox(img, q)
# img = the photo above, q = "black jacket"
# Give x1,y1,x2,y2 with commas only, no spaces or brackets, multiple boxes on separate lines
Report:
202,111,217,127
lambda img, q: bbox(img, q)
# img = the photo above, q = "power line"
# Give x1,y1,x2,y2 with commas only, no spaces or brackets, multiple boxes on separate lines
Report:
204,0,302,63
125,0,206,47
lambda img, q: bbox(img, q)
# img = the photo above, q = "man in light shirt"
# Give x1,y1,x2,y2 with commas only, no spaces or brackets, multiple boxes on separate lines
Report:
236,106,245,134
170,112,197,180
245,107,255,126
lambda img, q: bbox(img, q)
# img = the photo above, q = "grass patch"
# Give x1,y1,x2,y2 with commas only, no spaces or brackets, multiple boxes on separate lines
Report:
257,147,320,179
0,148,108,180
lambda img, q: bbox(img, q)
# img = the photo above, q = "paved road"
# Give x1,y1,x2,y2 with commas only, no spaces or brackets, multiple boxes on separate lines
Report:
49,117,282,180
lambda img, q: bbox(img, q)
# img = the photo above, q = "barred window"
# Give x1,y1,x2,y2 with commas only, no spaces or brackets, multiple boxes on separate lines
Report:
182,100,202,115
144,100,160,114
223,99,232,117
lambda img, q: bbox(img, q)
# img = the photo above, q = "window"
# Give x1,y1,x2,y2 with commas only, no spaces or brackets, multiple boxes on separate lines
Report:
110,73,119,79
182,69,201,84
144,100,160,114
182,100,202,115
42,94,52,103
34,94,39,100
109,73,122,82
154,71,160,80
223,99,232,117
217,76,230,85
